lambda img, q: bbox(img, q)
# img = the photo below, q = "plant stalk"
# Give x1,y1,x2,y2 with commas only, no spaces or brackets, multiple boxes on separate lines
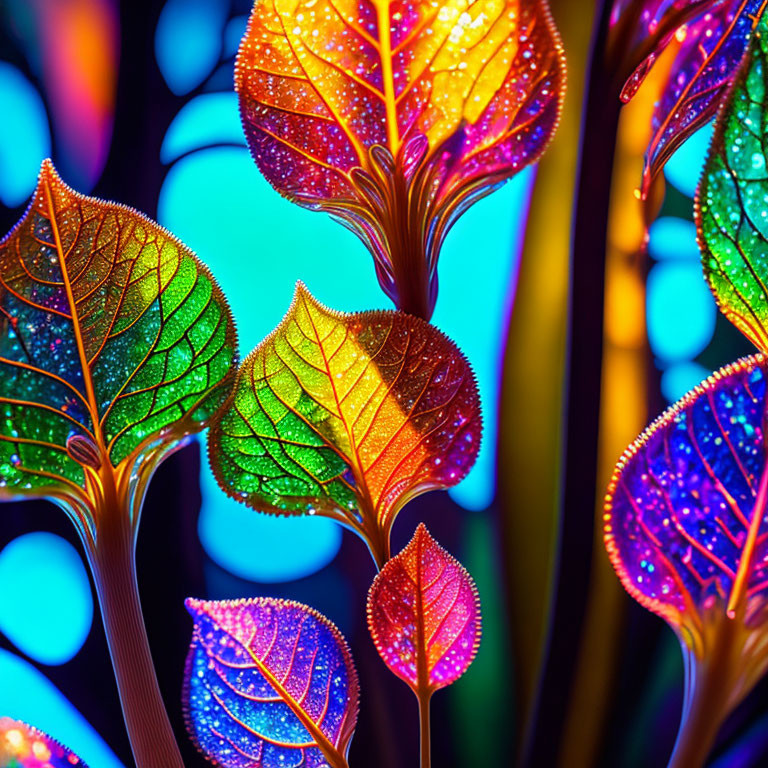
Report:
90,487,184,768
418,690,432,768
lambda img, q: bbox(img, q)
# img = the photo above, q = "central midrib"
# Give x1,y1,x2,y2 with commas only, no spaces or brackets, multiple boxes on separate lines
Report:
375,0,400,154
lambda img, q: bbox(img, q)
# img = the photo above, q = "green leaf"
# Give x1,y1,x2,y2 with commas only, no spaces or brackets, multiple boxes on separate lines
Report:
0,160,237,542
697,9,768,352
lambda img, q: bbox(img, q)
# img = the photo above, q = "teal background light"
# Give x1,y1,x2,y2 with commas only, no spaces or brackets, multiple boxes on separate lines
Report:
0,648,125,768
0,532,93,666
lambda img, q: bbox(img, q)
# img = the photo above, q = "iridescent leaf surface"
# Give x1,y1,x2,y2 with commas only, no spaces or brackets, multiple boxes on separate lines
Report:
0,160,237,542
0,717,87,767
184,597,358,768
604,356,768,643
641,0,765,194
697,10,768,351
367,524,481,692
235,0,565,317
208,284,481,565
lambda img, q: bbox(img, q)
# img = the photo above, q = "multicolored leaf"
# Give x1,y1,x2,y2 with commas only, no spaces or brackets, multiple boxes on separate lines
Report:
697,9,768,351
208,284,481,566
640,0,765,195
367,524,481,693
235,0,565,317
0,160,237,544
0,718,87,768
604,356,768,650
184,597,358,768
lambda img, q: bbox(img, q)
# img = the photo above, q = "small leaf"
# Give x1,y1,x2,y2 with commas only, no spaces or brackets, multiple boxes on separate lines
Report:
0,160,237,544
184,597,358,768
604,356,768,649
641,0,763,194
208,284,481,566
697,9,768,351
235,0,565,317
0,717,87,767
367,524,481,693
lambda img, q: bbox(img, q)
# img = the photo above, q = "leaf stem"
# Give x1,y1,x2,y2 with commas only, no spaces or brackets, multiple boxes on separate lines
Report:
418,690,432,768
90,488,184,768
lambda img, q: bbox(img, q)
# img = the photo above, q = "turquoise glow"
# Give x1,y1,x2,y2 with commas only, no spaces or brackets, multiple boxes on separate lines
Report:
0,62,51,207
647,261,716,363
224,16,249,59
660,361,710,404
155,0,228,95
0,648,125,768
160,93,245,164
0,532,92,665
664,122,713,199
648,217,700,261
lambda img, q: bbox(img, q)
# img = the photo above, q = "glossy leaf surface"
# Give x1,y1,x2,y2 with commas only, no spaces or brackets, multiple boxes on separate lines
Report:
235,0,565,317
0,717,87,767
0,161,236,542
184,597,358,768
604,356,768,642
367,524,481,692
208,284,481,565
697,10,768,351
641,0,765,194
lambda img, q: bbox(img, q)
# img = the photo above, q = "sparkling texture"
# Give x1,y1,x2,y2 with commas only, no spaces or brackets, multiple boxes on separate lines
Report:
367,524,481,691
0,717,87,767
604,356,768,633
697,11,768,351
208,283,482,562
0,160,237,539
184,597,358,768
235,0,565,317
641,0,764,194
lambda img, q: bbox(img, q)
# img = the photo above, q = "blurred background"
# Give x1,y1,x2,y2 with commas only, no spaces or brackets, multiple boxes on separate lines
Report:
1,1,767,766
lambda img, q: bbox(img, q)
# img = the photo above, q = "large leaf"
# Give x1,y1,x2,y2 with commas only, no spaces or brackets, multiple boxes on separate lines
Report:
367,524,481,692
641,0,764,194
0,160,237,543
0,717,87,767
208,284,481,566
697,7,768,351
604,357,768,654
184,597,358,768
235,0,565,317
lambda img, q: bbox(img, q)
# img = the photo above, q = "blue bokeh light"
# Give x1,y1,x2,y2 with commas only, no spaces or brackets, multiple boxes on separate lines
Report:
663,122,713,199
660,361,710,404
0,648,125,768
155,0,228,95
0,532,93,665
647,261,716,363
0,62,51,207
648,217,700,262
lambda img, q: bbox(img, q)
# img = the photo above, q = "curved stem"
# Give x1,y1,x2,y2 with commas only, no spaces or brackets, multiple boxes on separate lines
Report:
90,490,184,768
418,690,432,768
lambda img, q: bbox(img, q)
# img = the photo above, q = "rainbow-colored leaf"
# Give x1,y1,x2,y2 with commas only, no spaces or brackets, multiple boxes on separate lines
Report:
367,524,481,694
184,597,358,768
0,160,237,545
0,718,87,768
208,284,481,566
697,9,768,351
641,0,764,194
604,357,768,666
235,0,565,318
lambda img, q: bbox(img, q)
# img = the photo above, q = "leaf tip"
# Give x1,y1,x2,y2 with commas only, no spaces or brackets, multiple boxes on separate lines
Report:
185,597,207,618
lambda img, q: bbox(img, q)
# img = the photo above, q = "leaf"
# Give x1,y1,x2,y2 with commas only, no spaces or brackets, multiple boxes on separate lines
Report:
640,0,764,195
367,523,481,693
697,9,768,351
0,160,237,544
184,597,358,768
604,356,768,649
208,283,482,566
235,0,565,317
0,717,87,768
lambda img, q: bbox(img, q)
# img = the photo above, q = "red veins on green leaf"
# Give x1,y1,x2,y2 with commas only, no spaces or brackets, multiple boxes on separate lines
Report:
208,284,481,568
0,718,87,768
235,0,565,318
367,523,481,694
